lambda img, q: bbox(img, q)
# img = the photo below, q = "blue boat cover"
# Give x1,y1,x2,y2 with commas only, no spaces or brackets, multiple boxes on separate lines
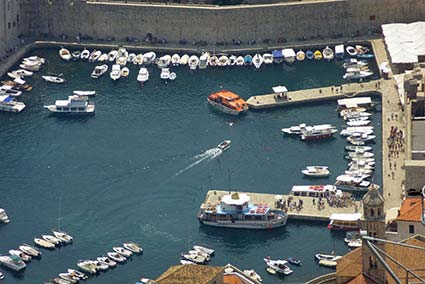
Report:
2,96,13,103
272,50,283,58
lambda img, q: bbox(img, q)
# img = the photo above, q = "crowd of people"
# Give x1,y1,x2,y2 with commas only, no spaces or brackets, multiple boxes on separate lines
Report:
387,125,404,160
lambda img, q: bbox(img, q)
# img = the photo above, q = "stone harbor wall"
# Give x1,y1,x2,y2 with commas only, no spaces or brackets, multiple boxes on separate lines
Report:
16,0,425,46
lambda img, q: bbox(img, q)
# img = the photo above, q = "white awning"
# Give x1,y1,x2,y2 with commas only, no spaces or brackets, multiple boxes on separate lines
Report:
329,213,362,221
221,193,250,205
272,85,288,93
337,97,372,107
281,48,296,58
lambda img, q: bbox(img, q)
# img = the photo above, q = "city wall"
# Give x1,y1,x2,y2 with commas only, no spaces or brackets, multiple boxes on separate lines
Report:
18,0,425,45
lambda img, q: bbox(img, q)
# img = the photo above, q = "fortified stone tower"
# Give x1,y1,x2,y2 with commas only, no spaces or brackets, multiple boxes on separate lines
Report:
361,185,386,284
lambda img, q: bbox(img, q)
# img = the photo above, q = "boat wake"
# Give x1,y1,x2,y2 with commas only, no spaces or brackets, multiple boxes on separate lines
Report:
174,148,222,177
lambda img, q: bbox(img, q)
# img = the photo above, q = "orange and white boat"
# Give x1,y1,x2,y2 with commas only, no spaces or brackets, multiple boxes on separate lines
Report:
207,90,248,116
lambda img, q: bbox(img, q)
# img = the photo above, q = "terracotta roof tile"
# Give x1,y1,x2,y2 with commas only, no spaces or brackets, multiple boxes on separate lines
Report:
397,197,424,222
346,274,378,284
224,274,245,284
155,265,223,284
336,247,363,277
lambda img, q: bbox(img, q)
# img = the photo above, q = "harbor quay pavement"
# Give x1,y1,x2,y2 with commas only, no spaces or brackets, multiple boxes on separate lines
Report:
246,80,381,109
200,190,362,222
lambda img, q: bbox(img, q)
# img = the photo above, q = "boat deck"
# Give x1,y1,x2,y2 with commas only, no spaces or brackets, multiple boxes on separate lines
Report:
200,190,362,221
246,80,380,109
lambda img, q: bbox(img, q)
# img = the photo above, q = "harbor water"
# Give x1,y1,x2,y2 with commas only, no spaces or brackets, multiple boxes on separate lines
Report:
0,48,381,283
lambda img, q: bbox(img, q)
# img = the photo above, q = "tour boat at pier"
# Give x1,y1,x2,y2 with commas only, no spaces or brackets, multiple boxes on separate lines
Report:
198,192,288,229
327,213,361,230
281,123,334,135
44,95,95,115
207,90,248,116
302,166,330,177
0,95,25,113
264,258,293,275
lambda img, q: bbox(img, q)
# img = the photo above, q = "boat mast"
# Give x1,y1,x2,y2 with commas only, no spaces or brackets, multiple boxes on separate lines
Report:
57,196,63,231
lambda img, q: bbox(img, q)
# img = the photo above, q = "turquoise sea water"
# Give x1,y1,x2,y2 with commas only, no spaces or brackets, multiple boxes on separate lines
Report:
0,48,381,284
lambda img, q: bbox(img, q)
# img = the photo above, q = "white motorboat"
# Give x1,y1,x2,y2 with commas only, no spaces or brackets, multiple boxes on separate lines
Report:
347,120,370,127
34,237,55,249
180,259,196,265
128,53,137,63
8,69,33,79
262,53,273,64
108,50,118,62
193,245,215,256
134,54,144,65
73,90,96,97
345,169,373,176
97,256,117,267
302,166,330,177
264,258,293,275
143,52,156,65
282,48,296,64
53,277,72,284
199,52,210,69
19,244,41,257
315,253,342,262
296,50,305,61
9,250,31,262
319,259,338,268
80,49,90,60
209,55,218,67
343,112,372,121
110,64,121,81
343,70,373,80
189,55,200,70
89,50,101,62
345,145,372,152
348,151,374,158
157,55,172,68
0,255,26,272
171,54,181,66
335,174,376,192
52,230,73,244
181,253,207,264
67,269,88,280
116,47,129,65
120,67,130,78
252,54,263,69
235,56,244,66
77,260,97,274
343,58,368,69
346,46,358,57
180,54,190,65
340,127,374,136
217,55,229,67
98,53,108,62
322,46,334,61
19,63,41,72
169,72,176,81
340,108,368,116
188,250,210,261
59,273,79,283
266,267,277,275
229,55,237,65
123,242,143,253
335,44,344,59
217,140,231,151
243,270,262,282
42,234,62,245
93,260,109,272
0,208,9,223
107,252,126,263
113,246,132,257
91,64,108,79
137,67,149,84
0,95,25,113
42,75,65,84
348,239,362,248
0,85,22,97
282,123,332,135
44,95,95,115
59,48,72,61
160,68,171,81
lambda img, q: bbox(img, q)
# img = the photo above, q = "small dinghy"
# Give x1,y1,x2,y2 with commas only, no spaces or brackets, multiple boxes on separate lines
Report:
169,72,177,81
143,52,156,65
171,54,181,66
58,273,78,283
229,55,237,65
243,269,262,282
73,90,96,97
52,230,73,244
180,259,196,265
296,50,305,61
34,237,55,249
252,54,263,69
302,166,330,177
42,75,65,84
113,247,132,257
67,269,88,280
110,64,121,81
193,245,215,256
91,64,108,79
97,256,117,267
314,50,322,60
244,54,252,65
123,242,143,254
9,249,31,262
209,55,218,67
189,55,200,70
180,54,190,65
77,260,97,274
98,53,108,62
263,53,273,64
157,55,172,68
217,55,229,67
235,56,244,66
93,260,109,272
322,46,334,61
128,53,137,63
120,67,130,78
137,67,149,84
80,49,90,60
266,267,277,275
286,257,302,266
19,243,41,257
42,235,62,246
108,50,118,62
107,252,126,263
59,48,72,61
134,54,144,65
319,259,337,268
71,51,81,60
346,46,358,57
306,50,314,60
217,140,231,151
160,68,170,81
89,50,101,62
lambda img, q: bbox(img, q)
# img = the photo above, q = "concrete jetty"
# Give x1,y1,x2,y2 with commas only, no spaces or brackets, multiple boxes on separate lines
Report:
200,190,362,221
246,80,380,109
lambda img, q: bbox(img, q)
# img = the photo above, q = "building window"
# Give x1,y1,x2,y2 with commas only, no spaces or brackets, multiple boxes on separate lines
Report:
409,225,415,234
370,208,375,217
370,15,376,21
17,14,19,23
377,208,381,217
8,22,11,29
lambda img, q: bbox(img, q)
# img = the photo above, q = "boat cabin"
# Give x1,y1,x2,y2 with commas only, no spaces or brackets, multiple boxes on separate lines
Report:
54,95,89,112
328,213,361,230
290,185,338,198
